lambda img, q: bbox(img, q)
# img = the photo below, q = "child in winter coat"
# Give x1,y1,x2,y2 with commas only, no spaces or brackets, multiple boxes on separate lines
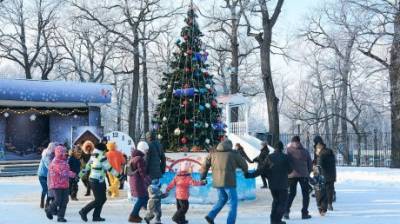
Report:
38,142,57,209
166,162,205,224
46,145,76,222
68,146,81,201
144,179,168,224
310,165,327,216
106,142,126,198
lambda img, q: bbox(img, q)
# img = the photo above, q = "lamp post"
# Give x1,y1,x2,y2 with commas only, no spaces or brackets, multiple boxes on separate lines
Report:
296,120,301,136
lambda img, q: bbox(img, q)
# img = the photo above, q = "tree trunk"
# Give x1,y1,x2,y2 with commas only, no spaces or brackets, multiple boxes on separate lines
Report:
230,6,239,94
128,33,140,141
117,85,125,132
259,32,280,147
141,41,150,133
390,6,400,168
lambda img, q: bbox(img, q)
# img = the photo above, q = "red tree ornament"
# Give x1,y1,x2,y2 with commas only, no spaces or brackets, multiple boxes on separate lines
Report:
185,67,192,73
187,49,193,55
184,118,190,125
203,71,209,77
211,100,218,108
183,35,189,41
181,137,188,144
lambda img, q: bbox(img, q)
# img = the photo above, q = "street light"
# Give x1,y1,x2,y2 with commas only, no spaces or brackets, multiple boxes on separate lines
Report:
296,120,301,136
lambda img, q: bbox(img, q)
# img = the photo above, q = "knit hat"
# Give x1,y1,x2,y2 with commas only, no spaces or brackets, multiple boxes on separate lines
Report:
137,141,149,154
95,143,107,151
216,139,233,151
313,136,324,145
107,142,117,151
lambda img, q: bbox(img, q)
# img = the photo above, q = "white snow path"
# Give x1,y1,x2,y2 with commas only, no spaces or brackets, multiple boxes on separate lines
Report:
1,167,400,224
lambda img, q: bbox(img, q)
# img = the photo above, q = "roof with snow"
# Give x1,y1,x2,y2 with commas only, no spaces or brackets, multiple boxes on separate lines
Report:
216,93,249,106
0,79,112,107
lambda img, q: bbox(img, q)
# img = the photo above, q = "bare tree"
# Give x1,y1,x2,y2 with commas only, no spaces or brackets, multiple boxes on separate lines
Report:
0,0,61,79
243,0,284,147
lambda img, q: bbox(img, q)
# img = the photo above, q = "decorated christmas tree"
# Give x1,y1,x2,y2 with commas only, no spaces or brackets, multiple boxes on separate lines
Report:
153,4,225,152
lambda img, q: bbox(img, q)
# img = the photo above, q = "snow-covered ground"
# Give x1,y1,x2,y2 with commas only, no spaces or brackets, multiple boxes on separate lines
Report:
1,167,400,224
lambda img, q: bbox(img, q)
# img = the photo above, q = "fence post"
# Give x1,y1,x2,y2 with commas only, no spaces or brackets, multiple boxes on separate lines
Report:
374,129,378,167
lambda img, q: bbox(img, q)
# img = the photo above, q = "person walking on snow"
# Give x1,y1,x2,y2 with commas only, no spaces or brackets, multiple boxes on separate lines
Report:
68,146,81,201
166,162,206,224
201,139,248,224
37,142,57,209
80,141,94,196
246,141,292,224
128,141,151,223
106,141,126,198
78,143,123,222
144,179,169,224
313,136,336,211
284,136,313,220
253,141,270,188
146,132,166,180
45,145,76,222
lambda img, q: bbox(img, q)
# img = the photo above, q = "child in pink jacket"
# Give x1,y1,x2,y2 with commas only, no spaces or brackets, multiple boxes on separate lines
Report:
166,162,205,224
45,145,76,222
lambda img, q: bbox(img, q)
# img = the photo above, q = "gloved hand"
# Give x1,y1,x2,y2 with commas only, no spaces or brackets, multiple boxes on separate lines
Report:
161,192,169,198
201,179,207,185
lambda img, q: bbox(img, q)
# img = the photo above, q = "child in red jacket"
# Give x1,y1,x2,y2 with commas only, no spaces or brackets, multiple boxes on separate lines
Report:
45,145,76,222
166,162,206,224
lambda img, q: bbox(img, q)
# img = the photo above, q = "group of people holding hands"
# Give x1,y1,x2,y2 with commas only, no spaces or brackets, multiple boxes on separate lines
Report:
37,131,336,224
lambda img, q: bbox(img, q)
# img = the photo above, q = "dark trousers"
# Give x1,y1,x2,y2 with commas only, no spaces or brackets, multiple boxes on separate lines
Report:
270,189,288,224
286,177,310,215
131,196,148,216
47,189,69,218
315,187,328,213
39,176,48,204
69,179,79,199
261,176,268,187
81,179,107,219
325,181,335,205
82,172,91,195
172,199,189,223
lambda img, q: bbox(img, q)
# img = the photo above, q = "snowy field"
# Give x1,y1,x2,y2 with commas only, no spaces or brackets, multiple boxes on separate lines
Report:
1,167,400,224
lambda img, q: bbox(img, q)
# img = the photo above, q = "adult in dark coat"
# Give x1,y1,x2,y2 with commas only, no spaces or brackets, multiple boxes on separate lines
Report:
253,141,270,188
145,132,166,180
314,136,336,211
285,136,312,220
246,141,292,224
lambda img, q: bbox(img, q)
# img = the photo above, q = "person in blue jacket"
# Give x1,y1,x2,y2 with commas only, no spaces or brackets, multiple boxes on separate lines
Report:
37,142,57,209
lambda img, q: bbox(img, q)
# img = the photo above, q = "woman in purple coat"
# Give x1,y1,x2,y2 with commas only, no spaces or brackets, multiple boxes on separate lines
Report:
127,141,151,223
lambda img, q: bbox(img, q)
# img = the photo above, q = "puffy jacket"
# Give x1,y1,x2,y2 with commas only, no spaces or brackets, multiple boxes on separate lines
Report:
201,140,248,188
166,172,203,200
317,147,337,182
128,149,151,197
287,142,312,178
79,148,120,183
106,143,126,173
37,143,57,177
146,140,166,179
48,146,75,189
68,156,81,175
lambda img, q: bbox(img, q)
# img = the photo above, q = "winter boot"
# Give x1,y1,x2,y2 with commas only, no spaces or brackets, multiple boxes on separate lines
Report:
45,208,53,220
328,204,333,211
57,217,67,222
302,213,312,219
93,217,106,222
205,216,214,224
144,217,150,224
79,210,88,222
40,195,45,208
128,215,142,223
283,212,289,220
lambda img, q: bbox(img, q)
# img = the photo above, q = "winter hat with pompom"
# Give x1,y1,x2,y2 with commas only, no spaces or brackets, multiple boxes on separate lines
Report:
137,141,149,154
82,141,95,154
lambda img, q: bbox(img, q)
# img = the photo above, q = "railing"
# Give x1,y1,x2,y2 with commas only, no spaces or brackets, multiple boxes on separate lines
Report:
229,121,247,136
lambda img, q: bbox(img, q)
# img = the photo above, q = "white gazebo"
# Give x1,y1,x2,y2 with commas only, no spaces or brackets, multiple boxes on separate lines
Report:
217,93,250,136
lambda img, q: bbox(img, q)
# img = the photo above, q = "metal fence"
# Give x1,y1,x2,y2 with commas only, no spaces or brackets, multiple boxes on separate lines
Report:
257,132,392,167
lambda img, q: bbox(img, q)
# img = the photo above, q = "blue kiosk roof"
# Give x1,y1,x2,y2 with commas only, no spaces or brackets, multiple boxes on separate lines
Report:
0,79,112,107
